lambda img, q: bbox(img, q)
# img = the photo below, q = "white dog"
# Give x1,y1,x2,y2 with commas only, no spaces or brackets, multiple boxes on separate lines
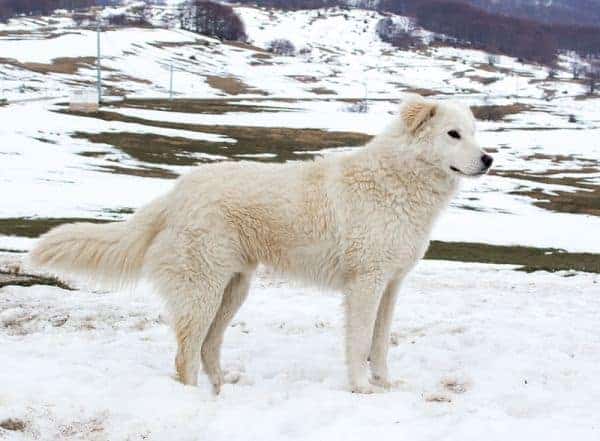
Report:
29,95,492,394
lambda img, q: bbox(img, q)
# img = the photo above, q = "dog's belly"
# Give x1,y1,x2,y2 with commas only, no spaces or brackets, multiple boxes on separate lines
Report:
257,237,343,290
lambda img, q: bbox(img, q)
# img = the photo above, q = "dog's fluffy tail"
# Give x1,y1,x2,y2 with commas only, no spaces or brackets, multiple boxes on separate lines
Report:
28,198,168,289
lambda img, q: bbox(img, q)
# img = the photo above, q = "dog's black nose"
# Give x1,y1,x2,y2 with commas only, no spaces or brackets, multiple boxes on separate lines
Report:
481,154,494,169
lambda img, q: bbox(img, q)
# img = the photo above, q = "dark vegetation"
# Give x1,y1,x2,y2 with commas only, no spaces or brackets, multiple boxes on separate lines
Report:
55,106,372,164
105,2,151,27
0,217,111,238
470,103,531,121
0,418,27,432
0,0,118,22
426,241,600,274
266,38,296,56
375,16,420,50
466,0,600,27
114,98,295,114
240,0,600,65
410,0,600,64
5,0,600,67
179,0,247,41
0,270,74,290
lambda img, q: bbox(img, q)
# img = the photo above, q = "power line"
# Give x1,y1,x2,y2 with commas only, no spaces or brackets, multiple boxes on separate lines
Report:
96,21,102,104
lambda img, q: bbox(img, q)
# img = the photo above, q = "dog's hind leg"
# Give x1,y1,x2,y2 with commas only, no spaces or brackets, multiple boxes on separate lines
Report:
169,276,229,387
152,256,233,386
201,269,254,394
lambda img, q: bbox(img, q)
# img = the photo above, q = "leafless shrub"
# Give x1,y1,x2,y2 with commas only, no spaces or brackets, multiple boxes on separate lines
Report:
266,38,296,56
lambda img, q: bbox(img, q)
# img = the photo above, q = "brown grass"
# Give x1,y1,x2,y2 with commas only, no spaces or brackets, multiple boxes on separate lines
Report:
426,241,600,274
512,186,600,216
403,87,445,97
470,103,531,121
288,75,318,83
223,40,270,53
205,75,269,96
309,87,337,95
61,108,372,165
0,217,111,238
0,270,73,290
95,164,179,179
473,62,533,77
468,75,500,85
0,419,26,432
0,56,97,75
493,168,600,216
112,98,293,114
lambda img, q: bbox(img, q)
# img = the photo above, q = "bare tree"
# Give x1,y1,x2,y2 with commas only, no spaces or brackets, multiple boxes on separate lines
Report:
266,38,295,56
587,58,600,94
376,17,419,50
570,61,583,80
487,54,499,66
179,0,246,42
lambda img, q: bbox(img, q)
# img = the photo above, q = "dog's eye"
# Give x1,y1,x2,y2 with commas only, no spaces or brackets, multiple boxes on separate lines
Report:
447,130,461,139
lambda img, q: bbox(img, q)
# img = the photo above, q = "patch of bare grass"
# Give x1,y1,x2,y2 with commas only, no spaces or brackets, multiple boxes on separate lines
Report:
426,241,600,274
0,270,73,290
62,109,372,165
468,75,500,85
0,56,97,75
309,86,337,95
470,103,531,121
0,418,26,432
205,75,269,96
0,217,111,238
112,98,292,114
493,168,600,216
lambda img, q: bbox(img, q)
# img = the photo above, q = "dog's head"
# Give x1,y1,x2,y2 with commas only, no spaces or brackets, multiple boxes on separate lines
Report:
399,95,493,177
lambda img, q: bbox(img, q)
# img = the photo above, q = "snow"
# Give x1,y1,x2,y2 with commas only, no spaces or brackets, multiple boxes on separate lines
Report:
1,261,598,440
1,5,600,438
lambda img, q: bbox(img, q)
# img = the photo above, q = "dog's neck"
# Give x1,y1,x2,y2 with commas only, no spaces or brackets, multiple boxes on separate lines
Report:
353,140,459,215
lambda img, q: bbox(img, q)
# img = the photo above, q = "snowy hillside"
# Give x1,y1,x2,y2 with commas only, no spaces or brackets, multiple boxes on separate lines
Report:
1,3,599,440
0,5,580,101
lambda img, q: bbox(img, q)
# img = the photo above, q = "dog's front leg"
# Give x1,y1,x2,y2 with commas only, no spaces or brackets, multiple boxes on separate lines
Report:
369,277,403,388
344,273,387,394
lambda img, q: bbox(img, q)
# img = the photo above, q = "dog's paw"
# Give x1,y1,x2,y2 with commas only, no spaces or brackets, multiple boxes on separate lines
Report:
223,371,241,384
351,382,386,394
370,376,406,390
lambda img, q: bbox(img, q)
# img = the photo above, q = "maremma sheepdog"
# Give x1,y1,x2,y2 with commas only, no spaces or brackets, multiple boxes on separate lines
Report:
29,94,493,394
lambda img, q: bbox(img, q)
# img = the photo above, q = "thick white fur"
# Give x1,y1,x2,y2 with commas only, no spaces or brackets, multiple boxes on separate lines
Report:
29,95,491,394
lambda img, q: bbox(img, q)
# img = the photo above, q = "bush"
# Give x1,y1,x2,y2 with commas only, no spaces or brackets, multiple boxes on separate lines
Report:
266,38,296,56
487,54,499,66
0,1,117,23
106,5,150,27
179,0,246,42
376,17,420,50
346,100,368,113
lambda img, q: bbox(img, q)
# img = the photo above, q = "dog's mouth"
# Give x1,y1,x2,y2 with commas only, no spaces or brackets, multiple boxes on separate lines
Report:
450,166,488,177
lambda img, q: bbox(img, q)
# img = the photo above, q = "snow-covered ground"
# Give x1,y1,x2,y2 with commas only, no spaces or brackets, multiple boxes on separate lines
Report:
1,262,599,441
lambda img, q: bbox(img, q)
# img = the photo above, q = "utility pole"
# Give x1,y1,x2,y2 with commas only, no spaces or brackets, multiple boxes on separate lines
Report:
96,21,102,104
169,64,174,100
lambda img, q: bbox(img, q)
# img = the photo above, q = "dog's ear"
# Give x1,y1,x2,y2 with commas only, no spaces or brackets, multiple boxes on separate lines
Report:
401,98,438,134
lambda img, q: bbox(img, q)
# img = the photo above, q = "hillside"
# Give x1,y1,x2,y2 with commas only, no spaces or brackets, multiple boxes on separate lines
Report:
0,4,600,440
466,0,600,26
